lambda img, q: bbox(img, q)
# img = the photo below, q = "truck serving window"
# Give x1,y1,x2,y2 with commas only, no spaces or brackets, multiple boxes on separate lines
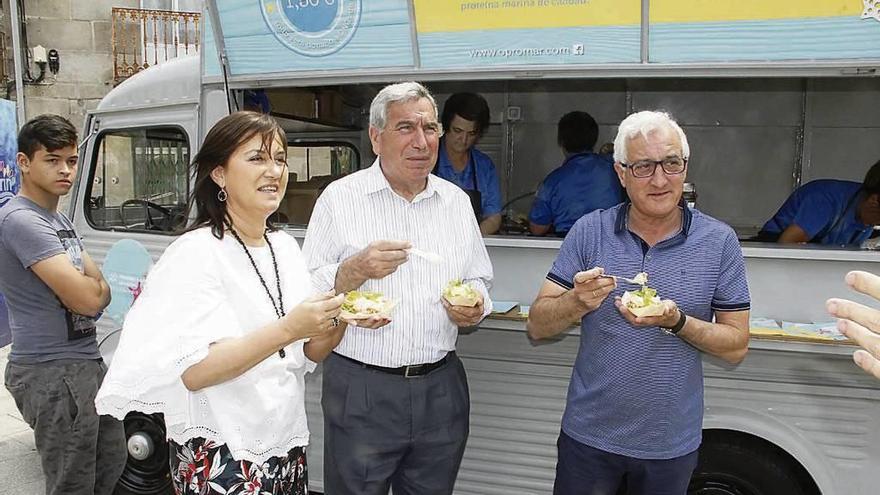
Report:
86,126,190,233
274,142,357,226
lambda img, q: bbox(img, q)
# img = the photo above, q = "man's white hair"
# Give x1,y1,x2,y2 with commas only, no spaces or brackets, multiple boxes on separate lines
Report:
613,111,690,164
369,81,440,131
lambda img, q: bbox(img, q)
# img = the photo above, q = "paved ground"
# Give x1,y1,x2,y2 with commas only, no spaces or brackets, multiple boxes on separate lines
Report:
0,346,46,494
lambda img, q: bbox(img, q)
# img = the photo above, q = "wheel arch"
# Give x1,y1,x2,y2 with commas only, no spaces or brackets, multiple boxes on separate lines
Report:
703,411,829,494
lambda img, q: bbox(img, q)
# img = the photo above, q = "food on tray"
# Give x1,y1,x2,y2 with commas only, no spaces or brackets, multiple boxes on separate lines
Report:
442,279,481,307
621,281,665,318
340,291,395,320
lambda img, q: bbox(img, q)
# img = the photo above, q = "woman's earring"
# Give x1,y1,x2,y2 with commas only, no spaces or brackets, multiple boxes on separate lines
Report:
217,188,227,202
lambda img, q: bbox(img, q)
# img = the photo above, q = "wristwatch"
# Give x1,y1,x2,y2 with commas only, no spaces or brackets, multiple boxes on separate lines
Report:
661,309,687,335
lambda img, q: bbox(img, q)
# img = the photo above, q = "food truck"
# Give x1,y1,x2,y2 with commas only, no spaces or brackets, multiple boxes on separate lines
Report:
74,1,880,493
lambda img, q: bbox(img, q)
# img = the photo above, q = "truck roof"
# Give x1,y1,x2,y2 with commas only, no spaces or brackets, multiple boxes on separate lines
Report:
97,55,199,111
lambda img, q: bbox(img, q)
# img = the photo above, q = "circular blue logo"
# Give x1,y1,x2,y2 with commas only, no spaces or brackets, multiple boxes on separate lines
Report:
262,0,361,57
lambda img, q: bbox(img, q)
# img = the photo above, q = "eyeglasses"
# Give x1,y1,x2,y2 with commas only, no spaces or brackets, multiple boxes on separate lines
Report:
622,157,687,178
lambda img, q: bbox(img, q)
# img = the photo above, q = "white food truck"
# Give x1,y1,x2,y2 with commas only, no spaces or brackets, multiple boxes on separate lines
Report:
69,1,880,494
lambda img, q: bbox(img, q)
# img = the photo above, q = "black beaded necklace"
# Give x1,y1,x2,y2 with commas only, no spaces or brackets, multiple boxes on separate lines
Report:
227,223,286,358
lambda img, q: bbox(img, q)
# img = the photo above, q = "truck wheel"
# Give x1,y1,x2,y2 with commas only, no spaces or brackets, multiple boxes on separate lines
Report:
688,435,815,495
114,412,173,495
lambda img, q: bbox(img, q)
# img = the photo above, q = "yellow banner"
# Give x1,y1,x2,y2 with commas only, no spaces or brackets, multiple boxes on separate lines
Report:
651,0,861,23
414,0,641,33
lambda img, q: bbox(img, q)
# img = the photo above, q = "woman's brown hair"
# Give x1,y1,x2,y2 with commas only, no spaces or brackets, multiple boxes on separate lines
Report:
185,111,286,239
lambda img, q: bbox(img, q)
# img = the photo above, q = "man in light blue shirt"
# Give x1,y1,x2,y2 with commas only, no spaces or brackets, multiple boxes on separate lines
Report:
528,111,751,495
434,92,503,235
758,159,880,246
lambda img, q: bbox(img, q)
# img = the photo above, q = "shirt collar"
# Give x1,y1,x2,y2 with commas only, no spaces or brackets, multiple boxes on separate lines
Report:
437,140,473,176
614,198,693,240
561,151,592,167
362,157,442,201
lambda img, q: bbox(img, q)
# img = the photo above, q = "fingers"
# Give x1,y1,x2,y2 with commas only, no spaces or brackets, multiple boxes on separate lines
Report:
315,293,344,309
846,271,880,301
305,290,336,302
374,249,409,263
838,318,880,361
446,304,482,319
442,299,484,326
614,297,639,324
574,272,616,293
827,298,880,334
853,350,880,380
359,242,410,279
343,316,391,329
574,267,604,285
572,270,616,311
661,300,678,319
370,239,412,251
831,289,880,380
613,297,678,328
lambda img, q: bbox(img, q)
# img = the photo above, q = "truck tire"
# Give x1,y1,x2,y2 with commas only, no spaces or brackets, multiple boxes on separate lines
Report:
688,435,815,495
114,412,173,495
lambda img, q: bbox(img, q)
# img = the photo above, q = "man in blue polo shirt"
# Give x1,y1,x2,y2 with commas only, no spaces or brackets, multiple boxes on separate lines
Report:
757,158,880,246
527,110,751,495
529,111,624,236
434,92,503,235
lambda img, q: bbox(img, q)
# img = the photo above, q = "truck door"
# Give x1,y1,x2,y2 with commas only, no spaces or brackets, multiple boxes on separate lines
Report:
72,104,198,495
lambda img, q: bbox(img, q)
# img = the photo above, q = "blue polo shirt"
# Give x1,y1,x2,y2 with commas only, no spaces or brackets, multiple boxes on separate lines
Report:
547,202,750,459
760,180,872,246
435,143,502,217
529,152,624,234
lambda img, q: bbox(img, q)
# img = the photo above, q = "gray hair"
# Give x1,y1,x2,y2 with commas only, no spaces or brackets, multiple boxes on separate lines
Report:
369,81,440,131
613,111,690,164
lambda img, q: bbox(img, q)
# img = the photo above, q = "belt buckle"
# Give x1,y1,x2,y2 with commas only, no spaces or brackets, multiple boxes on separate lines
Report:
404,364,420,378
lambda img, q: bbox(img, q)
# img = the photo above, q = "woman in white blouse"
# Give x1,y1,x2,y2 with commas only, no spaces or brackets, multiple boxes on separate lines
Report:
96,111,345,494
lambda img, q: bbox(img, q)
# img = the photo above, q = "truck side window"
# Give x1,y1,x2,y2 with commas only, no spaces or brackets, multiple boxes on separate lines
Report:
274,143,357,226
86,127,190,233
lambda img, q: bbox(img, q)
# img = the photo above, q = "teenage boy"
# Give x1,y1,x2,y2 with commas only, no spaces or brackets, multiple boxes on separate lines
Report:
0,114,126,495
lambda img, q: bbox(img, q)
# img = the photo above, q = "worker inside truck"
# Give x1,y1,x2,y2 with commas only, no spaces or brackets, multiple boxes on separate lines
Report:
756,158,880,246
528,110,625,237
434,92,504,235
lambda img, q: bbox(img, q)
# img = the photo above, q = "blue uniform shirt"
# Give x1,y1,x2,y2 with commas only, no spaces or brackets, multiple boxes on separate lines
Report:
435,143,502,218
547,203,750,459
529,152,624,234
761,179,872,246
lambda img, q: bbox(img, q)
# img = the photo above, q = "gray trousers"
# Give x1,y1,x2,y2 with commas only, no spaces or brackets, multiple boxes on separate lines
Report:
4,359,127,495
322,352,470,495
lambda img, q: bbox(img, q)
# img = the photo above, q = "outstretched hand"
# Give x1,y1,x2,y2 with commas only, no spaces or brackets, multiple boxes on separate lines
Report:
827,270,880,379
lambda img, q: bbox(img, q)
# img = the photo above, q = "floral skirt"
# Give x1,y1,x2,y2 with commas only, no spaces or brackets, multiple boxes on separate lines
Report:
170,437,308,495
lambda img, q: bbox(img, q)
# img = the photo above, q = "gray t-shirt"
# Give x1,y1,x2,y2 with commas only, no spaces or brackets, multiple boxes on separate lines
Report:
0,196,100,363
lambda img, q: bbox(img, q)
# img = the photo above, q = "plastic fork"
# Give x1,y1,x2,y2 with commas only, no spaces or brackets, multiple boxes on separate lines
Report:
409,247,444,265
602,274,644,286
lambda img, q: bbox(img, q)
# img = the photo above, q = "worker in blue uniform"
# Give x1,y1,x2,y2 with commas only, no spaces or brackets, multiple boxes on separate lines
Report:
529,111,624,236
759,159,880,246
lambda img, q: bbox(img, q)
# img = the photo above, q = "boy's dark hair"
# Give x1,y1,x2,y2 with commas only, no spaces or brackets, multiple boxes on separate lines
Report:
557,111,599,154
17,114,78,159
441,92,491,138
863,158,880,196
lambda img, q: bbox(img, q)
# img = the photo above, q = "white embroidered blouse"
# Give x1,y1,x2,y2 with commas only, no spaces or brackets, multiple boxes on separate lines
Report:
95,227,315,464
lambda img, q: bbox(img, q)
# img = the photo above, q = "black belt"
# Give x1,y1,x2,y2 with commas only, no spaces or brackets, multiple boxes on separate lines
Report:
333,352,450,378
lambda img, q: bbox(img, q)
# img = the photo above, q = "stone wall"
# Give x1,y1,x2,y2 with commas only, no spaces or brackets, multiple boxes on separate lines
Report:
3,0,138,131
